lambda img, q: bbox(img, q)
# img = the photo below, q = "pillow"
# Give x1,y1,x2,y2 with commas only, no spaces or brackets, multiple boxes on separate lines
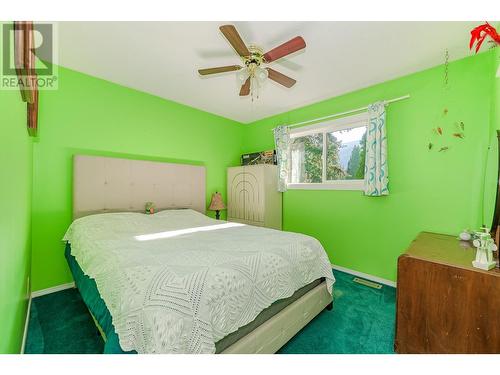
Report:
154,208,204,218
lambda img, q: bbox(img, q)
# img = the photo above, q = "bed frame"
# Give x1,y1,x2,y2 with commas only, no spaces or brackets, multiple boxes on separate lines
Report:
72,154,333,354
72,155,207,218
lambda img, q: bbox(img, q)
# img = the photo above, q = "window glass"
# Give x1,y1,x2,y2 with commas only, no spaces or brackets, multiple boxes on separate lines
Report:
290,133,323,183
326,126,367,180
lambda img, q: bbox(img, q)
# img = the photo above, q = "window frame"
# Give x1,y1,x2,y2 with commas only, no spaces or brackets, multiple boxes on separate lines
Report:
287,112,368,191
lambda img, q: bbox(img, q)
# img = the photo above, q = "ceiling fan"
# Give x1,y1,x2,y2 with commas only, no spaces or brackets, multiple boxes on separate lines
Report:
198,25,306,98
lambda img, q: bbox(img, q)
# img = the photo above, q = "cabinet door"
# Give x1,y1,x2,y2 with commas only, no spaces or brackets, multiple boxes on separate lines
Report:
395,255,500,353
228,166,264,223
228,167,245,220
242,165,264,223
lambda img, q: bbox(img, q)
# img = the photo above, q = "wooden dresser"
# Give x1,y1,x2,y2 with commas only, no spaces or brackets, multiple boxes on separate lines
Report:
395,232,500,353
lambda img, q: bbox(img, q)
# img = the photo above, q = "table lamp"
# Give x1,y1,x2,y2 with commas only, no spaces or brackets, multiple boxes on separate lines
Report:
208,191,226,220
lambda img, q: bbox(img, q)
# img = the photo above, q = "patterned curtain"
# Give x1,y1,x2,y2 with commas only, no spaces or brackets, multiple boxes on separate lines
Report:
273,125,291,192
364,102,389,196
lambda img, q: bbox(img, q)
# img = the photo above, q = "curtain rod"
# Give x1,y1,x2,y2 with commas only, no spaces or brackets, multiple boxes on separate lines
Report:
273,94,410,131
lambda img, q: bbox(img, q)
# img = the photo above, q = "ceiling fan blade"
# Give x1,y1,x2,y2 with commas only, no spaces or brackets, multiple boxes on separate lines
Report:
263,36,306,63
198,65,242,75
266,68,296,88
219,25,250,57
239,77,251,96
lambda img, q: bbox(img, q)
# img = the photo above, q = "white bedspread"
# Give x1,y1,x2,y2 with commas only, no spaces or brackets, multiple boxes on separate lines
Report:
63,209,334,353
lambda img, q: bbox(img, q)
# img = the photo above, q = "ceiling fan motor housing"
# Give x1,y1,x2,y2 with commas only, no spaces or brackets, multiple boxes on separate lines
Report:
244,45,265,66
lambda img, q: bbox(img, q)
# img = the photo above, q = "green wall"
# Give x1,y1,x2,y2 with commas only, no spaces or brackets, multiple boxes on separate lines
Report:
31,66,244,291
494,23,500,132
0,89,33,352
30,52,498,291
2,22,498,353
242,52,495,282
493,46,500,131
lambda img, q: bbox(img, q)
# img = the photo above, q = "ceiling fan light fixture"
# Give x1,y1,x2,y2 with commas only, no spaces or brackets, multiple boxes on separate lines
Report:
198,25,304,99
254,66,268,84
237,68,250,82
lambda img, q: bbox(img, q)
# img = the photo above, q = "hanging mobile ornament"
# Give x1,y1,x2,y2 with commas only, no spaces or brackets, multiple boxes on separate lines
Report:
428,49,451,151
440,49,451,149
427,49,465,151
443,48,449,89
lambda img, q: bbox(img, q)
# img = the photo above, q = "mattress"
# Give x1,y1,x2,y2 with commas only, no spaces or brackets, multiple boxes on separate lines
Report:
65,243,324,353
63,209,334,353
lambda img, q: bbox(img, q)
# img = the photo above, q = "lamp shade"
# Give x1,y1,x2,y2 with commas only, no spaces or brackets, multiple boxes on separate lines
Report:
208,192,226,211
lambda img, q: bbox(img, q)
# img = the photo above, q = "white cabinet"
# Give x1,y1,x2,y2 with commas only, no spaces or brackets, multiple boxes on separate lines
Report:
227,165,282,230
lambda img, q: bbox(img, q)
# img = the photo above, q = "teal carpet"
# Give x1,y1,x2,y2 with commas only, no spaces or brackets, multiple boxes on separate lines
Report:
25,288,104,354
25,270,395,354
279,271,396,354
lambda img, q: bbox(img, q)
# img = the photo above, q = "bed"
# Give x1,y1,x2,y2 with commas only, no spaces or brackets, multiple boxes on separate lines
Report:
64,155,335,354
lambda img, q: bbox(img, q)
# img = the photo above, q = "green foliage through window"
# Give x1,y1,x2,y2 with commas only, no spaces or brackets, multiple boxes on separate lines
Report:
290,125,366,183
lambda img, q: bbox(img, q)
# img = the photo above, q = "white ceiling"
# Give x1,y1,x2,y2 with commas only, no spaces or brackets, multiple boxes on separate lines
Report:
56,21,479,123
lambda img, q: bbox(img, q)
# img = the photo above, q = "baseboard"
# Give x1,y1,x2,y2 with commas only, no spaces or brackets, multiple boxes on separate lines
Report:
332,264,396,288
20,296,32,354
31,282,75,298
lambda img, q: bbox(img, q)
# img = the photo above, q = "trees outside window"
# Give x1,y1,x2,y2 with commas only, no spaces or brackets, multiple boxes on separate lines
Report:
288,114,368,190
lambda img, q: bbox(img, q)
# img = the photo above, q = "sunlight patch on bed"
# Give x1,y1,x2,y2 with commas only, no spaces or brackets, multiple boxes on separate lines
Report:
134,222,246,241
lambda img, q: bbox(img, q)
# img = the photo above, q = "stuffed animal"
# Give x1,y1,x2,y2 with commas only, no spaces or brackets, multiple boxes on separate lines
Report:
145,202,155,215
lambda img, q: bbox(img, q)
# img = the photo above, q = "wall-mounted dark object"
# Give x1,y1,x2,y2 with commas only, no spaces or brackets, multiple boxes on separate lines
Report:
490,130,500,268
14,21,38,136
482,129,500,269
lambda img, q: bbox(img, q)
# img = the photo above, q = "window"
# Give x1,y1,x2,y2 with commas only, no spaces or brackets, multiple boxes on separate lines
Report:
290,133,323,183
288,113,368,190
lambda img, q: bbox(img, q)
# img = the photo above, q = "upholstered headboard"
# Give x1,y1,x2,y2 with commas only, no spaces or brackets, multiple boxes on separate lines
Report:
73,155,206,219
